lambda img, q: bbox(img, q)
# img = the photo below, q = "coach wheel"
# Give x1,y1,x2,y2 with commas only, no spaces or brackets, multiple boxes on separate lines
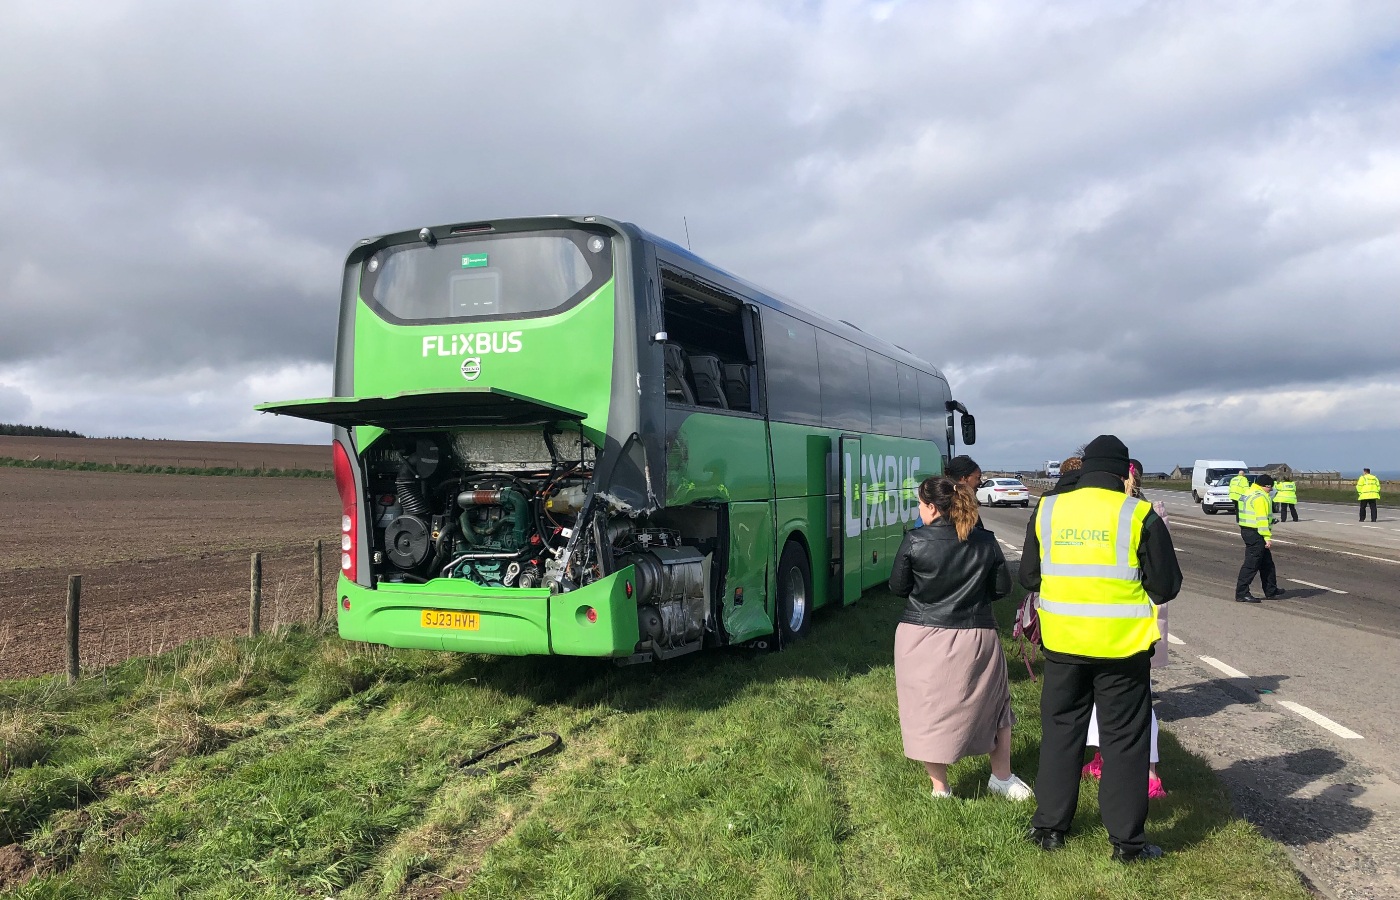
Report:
776,542,813,646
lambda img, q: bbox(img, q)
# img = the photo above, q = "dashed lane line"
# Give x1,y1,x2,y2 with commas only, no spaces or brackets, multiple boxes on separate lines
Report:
1195,656,1366,739
1199,656,1249,679
1286,578,1348,595
1277,701,1364,740
1166,634,1185,645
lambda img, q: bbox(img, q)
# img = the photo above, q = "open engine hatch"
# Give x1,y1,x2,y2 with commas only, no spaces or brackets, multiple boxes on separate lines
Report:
255,388,587,430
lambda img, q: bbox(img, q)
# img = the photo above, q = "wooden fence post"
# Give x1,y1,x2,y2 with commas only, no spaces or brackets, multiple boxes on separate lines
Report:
313,540,324,623
66,575,81,685
250,552,262,637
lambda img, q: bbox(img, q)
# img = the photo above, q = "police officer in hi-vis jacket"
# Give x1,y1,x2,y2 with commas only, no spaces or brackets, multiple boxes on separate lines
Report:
1357,468,1381,522
1236,474,1283,603
1020,435,1182,863
1273,478,1298,522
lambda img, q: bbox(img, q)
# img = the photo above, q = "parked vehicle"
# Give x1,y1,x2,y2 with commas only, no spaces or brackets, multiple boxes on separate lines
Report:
1192,458,1247,502
1201,473,1264,514
977,478,1030,507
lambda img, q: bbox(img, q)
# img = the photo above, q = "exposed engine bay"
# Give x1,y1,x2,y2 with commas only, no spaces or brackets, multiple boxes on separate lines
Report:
363,426,711,656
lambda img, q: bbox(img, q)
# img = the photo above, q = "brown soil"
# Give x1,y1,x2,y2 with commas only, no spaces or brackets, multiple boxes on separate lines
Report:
0,435,331,471
0,468,339,680
0,843,51,890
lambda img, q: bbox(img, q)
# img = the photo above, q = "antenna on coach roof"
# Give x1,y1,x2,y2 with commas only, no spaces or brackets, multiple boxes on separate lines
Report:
683,216,692,251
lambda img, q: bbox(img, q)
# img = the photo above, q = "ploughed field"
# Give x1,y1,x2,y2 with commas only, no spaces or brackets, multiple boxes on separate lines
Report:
0,435,332,472
0,466,338,679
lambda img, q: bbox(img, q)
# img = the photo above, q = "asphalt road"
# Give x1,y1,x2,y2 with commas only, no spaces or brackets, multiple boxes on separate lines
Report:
980,491,1400,899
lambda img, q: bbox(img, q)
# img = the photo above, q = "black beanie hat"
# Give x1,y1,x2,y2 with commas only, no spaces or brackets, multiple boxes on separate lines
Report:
1080,435,1131,478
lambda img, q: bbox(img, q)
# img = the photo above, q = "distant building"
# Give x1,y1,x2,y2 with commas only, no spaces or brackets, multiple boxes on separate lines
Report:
1170,465,1192,480
1260,463,1294,478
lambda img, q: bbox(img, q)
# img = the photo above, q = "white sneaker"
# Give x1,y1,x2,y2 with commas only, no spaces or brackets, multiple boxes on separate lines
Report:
931,788,953,799
988,774,1035,800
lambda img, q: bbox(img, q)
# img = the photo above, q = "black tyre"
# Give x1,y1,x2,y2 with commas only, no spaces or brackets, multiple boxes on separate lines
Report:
1204,508,1218,515
1020,500,1029,508
775,541,813,646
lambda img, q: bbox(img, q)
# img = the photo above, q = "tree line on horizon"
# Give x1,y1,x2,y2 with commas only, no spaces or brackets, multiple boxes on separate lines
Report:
0,423,87,438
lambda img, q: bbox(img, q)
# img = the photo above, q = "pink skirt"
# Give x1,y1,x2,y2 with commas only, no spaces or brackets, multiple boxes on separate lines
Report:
894,623,1014,764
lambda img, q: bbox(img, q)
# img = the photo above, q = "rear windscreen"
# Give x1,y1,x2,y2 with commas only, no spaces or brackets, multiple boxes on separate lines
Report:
360,230,612,324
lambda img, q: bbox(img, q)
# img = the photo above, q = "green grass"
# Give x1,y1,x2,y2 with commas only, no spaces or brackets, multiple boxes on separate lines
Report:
0,598,1310,899
0,457,330,478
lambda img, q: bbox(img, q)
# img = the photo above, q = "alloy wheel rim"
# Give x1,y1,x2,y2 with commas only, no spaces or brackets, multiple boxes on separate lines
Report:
785,565,807,631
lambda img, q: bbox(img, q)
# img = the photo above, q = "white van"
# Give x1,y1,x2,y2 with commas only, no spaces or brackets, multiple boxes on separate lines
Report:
1045,460,1062,477
1191,459,1247,502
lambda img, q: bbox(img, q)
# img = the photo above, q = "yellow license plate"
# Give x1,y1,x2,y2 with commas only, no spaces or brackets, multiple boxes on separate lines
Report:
421,610,480,631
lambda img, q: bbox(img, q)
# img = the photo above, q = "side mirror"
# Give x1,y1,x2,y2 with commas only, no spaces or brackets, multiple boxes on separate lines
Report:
960,414,976,446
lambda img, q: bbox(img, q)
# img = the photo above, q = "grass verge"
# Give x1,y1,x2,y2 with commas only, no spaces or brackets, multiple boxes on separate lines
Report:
0,594,1311,899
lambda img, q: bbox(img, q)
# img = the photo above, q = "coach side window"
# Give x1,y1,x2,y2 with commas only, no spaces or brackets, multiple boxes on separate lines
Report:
817,330,871,432
867,352,901,436
916,371,944,442
661,272,754,413
897,364,921,438
761,309,821,425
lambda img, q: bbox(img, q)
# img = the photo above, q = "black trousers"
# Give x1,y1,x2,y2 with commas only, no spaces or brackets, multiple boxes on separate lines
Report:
1277,503,1298,522
1032,651,1153,852
1236,528,1277,597
1360,499,1377,522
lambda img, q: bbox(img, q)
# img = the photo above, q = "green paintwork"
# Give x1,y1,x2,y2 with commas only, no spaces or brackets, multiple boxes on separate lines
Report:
350,281,617,448
773,494,827,607
765,423,940,609
336,567,640,658
666,412,772,505
723,501,776,642
547,568,642,657
336,575,552,656
840,436,864,604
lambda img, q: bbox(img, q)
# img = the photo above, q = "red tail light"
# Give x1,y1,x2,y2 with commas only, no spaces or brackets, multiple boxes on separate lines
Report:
332,441,358,582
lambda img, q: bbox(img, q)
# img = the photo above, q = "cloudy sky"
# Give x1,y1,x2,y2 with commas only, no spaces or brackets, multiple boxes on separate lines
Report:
2,1,1398,473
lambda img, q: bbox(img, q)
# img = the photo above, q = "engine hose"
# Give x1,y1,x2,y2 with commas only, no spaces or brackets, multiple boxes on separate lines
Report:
395,462,429,516
428,520,458,575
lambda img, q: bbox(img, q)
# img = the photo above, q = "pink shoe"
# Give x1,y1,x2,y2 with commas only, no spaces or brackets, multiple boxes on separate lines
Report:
1081,752,1103,781
1148,775,1167,799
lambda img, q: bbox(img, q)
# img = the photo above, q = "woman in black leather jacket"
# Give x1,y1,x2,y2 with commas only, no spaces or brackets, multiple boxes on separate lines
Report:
888,476,1032,800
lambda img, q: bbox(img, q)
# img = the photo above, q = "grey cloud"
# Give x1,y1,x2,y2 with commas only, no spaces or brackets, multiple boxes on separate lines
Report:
2,0,1399,468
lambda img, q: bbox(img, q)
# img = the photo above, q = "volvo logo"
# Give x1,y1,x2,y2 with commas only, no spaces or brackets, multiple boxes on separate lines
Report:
460,357,482,381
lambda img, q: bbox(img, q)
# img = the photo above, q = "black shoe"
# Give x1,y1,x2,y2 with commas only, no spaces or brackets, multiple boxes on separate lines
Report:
1025,827,1066,851
1235,594,1262,603
1265,589,1285,599
1112,843,1165,863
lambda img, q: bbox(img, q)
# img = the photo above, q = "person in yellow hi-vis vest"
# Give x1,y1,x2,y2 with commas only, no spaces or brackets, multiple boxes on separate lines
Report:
1020,435,1182,863
1357,468,1381,522
1228,470,1250,509
1273,478,1298,523
1235,474,1282,603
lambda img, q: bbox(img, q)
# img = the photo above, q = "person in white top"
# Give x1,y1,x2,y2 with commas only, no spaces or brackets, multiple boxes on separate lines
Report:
1082,460,1168,799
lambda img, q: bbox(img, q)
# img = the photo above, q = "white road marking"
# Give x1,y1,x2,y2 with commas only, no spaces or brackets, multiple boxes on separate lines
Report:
1286,578,1348,595
1169,521,1400,565
1166,634,1185,645
1277,701,1364,740
1199,656,1249,679
1362,525,1381,530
